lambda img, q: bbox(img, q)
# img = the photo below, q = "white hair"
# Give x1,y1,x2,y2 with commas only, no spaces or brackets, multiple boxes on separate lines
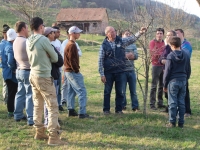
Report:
105,26,114,35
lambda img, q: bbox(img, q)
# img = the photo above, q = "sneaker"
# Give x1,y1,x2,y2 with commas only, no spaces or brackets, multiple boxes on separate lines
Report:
178,124,184,128
59,106,64,111
157,104,166,108
68,109,78,117
132,108,139,112
7,112,14,118
79,114,93,119
166,123,176,128
184,113,191,117
62,101,66,106
15,116,27,122
122,106,126,110
103,111,111,115
28,123,34,126
150,106,157,110
115,111,123,114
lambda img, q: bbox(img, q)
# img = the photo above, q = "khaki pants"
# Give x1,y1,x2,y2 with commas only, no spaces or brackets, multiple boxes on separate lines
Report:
30,75,60,133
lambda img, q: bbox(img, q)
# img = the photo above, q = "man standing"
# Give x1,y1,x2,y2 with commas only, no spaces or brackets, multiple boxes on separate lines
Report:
64,26,91,118
98,26,146,115
149,28,166,110
175,29,192,117
26,17,67,145
121,30,139,111
51,26,64,111
13,21,34,126
0,24,9,104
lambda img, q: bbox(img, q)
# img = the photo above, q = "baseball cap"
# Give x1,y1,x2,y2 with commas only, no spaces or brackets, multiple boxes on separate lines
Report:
52,26,60,30
43,27,57,36
2,24,10,33
68,26,82,34
6,28,17,41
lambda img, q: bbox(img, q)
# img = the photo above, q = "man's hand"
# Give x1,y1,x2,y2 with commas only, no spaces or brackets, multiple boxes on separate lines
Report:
139,27,147,34
126,52,135,60
163,87,168,93
161,59,166,64
101,76,106,84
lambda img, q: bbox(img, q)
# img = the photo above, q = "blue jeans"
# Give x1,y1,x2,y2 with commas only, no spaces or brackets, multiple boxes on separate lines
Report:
54,73,62,106
65,72,87,114
168,80,186,125
122,70,139,109
103,72,125,112
61,75,68,103
14,69,34,125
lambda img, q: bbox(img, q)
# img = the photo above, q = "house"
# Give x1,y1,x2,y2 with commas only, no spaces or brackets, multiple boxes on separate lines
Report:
56,8,109,34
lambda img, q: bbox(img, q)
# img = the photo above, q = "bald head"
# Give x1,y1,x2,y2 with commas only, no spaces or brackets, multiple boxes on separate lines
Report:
105,26,116,42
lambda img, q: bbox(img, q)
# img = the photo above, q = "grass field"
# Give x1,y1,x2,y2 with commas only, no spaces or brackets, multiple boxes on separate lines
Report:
0,39,200,149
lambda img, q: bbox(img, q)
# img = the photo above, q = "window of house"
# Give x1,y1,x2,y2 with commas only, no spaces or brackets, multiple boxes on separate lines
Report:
93,23,97,27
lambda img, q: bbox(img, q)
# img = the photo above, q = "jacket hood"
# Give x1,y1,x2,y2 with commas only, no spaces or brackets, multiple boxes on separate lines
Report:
169,50,185,63
27,34,43,51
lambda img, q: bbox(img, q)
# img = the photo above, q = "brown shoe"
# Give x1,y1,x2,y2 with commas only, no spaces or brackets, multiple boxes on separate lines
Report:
34,127,49,140
48,130,67,146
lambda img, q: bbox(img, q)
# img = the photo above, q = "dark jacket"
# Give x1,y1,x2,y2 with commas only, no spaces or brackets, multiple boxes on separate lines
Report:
51,45,63,80
102,36,125,73
163,50,191,88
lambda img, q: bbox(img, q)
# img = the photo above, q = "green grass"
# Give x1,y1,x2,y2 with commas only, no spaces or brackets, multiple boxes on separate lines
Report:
0,44,200,149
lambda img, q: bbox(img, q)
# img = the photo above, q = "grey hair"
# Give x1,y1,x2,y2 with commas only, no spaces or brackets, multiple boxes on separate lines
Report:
105,26,114,35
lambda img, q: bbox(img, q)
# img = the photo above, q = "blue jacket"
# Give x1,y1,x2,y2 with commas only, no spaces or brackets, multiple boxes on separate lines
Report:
2,41,17,83
0,39,8,68
181,39,192,58
102,36,125,73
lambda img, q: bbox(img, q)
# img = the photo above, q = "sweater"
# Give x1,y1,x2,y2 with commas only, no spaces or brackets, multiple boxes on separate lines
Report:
163,50,191,88
64,40,80,73
26,34,58,77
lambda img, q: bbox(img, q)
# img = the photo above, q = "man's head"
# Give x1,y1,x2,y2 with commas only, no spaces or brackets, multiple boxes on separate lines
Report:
2,24,10,40
105,26,116,42
122,30,131,38
168,36,181,50
15,21,29,38
166,30,176,44
43,27,57,42
52,26,60,40
30,17,45,34
68,26,82,40
175,29,184,41
155,28,164,41
6,28,17,42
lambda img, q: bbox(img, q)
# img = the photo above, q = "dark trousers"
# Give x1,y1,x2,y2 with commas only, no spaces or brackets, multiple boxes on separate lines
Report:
185,81,191,114
150,66,163,107
5,79,18,112
103,72,125,112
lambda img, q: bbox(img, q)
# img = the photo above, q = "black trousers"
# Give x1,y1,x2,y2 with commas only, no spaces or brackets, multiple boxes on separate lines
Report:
185,81,191,114
5,79,18,113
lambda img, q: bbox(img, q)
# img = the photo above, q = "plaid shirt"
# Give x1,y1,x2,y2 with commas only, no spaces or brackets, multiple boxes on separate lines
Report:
98,32,141,76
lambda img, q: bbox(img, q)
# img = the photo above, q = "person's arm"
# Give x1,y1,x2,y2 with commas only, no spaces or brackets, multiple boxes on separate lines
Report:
163,58,172,89
68,44,79,73
6,46,16,71
43,37,58,63
75,42,82,57
98,45,106,83
186,58,191,80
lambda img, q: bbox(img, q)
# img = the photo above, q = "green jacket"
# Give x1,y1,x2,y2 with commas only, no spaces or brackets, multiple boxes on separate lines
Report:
26,34,58,77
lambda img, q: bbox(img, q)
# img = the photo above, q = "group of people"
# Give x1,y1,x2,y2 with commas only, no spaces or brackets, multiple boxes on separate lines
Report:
98,27,192,128
0,16,192,146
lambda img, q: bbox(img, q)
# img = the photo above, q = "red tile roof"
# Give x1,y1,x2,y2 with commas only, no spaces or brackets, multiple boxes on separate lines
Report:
56,8,108,22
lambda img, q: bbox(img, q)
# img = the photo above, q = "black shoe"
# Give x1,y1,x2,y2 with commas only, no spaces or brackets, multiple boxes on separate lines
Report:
115,111,123,114
7,112,14,118
150,106,157,110
15,116,27,122
166,123,176,128
158,104,166,108
62,101,66,106
122,106,126,110
28,123,34,126
68,109,78,117
178,123,184,128
59,106,64,111
103,111,111,115
79,114,93,119
132,107,139,112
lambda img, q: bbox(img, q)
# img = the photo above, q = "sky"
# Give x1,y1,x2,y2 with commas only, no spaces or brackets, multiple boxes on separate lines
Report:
154,0,200,18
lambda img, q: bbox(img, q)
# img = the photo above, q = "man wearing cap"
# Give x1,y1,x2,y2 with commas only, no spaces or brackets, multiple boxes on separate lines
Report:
43,27,63,126
60,28,82,109
26,17,67,146
98,26,146,115
13,21,34,126
64,26,91,118
51,25,64,111
0,24,9,104
2,28,18,117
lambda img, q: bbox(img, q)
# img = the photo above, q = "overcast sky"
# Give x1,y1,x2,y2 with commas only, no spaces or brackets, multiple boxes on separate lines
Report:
153,0,200,17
